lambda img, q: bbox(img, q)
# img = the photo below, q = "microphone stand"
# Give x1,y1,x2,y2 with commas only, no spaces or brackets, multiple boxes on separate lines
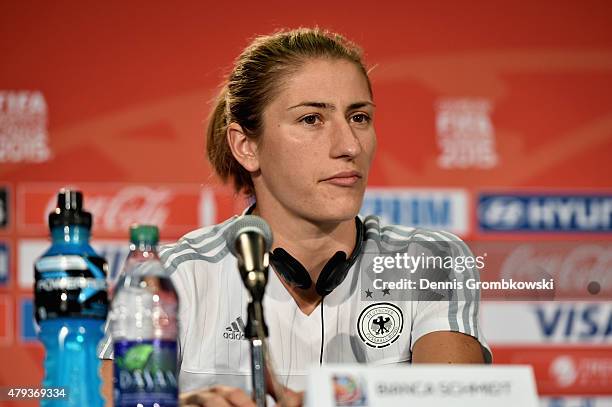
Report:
246,301,268,407
236,233,270,407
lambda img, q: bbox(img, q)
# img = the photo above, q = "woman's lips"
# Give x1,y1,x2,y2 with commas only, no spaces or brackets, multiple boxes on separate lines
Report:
321,171,362,186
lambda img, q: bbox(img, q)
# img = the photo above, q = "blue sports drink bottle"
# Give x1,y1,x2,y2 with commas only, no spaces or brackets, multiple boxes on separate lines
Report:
34,189,109,406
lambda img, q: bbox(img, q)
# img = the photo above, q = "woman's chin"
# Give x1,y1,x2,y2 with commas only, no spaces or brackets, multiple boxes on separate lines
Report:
306,198,363,223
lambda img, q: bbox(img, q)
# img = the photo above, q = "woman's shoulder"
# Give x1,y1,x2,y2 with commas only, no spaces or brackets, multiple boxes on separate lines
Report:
361,214,465,243
158,215,240,274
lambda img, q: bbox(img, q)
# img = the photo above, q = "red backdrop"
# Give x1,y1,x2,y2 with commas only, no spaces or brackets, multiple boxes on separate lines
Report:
1,1,611,406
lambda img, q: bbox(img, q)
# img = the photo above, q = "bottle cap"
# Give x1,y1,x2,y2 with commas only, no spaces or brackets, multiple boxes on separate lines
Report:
129,224,159,246
48,188,92,228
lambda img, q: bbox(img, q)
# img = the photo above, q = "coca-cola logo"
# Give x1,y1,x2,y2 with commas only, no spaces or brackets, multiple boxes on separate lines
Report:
44,186,171,232
498,244,612,294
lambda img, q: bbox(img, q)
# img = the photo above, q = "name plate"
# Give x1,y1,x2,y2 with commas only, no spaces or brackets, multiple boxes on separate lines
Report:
305,364,538,407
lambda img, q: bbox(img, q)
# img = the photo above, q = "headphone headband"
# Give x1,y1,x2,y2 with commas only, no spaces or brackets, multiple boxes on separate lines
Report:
270,217,365,296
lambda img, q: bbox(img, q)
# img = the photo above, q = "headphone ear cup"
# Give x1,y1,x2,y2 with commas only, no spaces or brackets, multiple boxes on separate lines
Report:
270,248,313,289
315,251,348,296
270,217,366,296
315,217,365,296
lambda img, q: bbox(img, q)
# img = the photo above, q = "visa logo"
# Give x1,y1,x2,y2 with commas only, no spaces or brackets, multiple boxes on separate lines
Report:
535,304,612,341
478,194,612,232
361,189,468,234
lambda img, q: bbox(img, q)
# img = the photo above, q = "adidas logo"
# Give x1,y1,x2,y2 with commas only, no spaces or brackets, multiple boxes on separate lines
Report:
223,316,246,340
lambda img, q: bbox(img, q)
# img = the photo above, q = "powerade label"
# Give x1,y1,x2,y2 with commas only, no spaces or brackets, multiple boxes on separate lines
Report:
113,339,178,407
34,254,109,321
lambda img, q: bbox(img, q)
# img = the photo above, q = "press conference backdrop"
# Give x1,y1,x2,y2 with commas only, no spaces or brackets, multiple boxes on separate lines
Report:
1,2,611,406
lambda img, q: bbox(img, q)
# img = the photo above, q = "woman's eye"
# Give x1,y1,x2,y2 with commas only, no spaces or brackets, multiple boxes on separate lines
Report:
300,114,321,125
350,113,371,124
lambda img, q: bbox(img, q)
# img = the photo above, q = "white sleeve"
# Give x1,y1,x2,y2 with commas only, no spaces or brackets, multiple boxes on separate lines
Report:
409,230,492,363
97,273,125,360
97,316,114,360
170,263,194,369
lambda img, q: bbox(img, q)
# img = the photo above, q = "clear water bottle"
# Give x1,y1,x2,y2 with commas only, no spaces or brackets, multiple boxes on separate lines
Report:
34,189,109,406
110,224,179,407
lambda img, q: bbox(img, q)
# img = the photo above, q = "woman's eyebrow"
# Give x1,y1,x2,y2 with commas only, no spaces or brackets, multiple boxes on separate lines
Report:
287,101,334,110
347,101,376,111
287,101,375,111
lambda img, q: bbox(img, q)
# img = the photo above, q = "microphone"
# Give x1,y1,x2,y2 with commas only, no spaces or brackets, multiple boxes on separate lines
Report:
225,215,274,406
225,215,273,301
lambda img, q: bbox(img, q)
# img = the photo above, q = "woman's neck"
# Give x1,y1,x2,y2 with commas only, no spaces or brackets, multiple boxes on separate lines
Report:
252,200,357,314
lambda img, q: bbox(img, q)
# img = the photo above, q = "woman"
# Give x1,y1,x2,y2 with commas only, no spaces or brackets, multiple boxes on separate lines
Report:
102,27,491,407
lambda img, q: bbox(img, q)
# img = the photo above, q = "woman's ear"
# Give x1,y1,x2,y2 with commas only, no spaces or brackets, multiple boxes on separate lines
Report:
227,122,260,172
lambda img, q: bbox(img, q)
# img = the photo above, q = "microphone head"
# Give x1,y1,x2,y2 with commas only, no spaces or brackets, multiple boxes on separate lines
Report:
225,215,273,257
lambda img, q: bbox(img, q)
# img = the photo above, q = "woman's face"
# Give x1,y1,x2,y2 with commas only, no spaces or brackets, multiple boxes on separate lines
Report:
252,58,376,224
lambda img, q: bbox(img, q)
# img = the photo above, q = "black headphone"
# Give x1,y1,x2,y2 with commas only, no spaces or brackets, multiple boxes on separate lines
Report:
269,216,365,297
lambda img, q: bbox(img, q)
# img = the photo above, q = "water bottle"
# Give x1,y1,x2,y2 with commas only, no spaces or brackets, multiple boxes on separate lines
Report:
110,224,179,407
34,189,109,406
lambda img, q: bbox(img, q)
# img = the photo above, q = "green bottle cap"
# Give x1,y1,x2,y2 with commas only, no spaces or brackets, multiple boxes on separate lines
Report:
129,224,159,246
